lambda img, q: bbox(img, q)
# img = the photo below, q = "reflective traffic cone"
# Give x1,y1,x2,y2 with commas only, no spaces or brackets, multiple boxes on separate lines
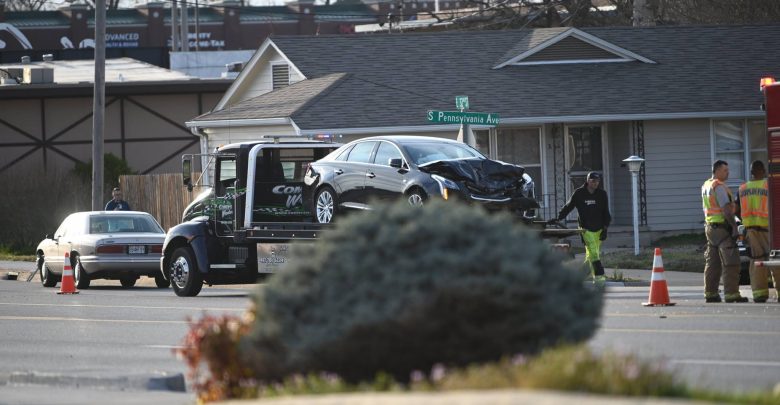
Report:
58,252,79,295
643,248,674,306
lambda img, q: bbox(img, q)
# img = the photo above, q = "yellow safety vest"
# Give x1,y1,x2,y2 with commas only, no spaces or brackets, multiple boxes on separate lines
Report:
739,179,769,228
702,178,733,224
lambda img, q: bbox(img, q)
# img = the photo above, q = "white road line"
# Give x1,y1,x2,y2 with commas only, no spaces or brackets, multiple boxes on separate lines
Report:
0,302,244,312
601,328,776,336
671,359,780,368
605,313,780,319
0,315,187,324
142,345,184,350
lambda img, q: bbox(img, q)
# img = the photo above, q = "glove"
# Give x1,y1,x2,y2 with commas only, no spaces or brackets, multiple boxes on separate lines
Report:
600,228,608,241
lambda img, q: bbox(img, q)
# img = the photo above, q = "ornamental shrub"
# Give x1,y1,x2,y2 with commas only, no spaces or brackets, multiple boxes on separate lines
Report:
242,200,602,384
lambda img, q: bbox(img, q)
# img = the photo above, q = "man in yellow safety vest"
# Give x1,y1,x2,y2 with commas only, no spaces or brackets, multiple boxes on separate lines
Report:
738,160,778,303
702,160,748,303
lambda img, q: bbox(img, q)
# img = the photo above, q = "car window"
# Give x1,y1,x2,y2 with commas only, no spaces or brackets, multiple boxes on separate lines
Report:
346,141,376,163
62,215,85,237
90,215,164,234
373,141,403,166
403,142,484,165
54,214,77,238
333,145,354,162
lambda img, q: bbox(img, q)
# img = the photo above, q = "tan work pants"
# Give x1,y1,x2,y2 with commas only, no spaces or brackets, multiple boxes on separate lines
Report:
746,228,780,299
704,225,741,297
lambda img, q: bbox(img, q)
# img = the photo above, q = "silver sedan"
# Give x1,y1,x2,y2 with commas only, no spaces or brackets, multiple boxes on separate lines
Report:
35,211,168,289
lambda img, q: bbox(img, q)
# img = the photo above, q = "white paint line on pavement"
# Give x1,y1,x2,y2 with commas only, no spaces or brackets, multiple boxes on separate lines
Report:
0,315,187,324
671,359,780,368
0,301,244,312
142,345,184,350
606,313,780,320
602,328,776,336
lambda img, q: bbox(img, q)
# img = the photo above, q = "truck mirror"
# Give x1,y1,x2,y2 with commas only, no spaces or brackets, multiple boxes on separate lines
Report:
389,158,403,168
182,158,192,190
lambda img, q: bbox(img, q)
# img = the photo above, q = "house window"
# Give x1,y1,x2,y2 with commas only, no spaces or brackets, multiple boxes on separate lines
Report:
712,119,767,184
272,64,290,90
496,128,542,199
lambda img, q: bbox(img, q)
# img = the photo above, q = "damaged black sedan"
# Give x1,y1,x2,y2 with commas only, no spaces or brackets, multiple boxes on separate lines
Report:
303,135,538,223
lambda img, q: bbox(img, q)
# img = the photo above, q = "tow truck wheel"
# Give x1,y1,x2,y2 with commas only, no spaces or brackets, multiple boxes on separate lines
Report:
315,186,337,224
169,247,203,297
39,255,57,288
154,273,170,288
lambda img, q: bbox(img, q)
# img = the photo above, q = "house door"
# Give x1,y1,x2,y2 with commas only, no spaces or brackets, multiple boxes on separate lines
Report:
565,125,604,197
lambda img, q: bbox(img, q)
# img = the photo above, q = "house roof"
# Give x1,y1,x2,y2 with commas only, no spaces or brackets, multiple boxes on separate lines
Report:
194,24,780,133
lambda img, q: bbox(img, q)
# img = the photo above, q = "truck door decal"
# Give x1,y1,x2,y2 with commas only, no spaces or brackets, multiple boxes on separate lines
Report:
254,182,310,217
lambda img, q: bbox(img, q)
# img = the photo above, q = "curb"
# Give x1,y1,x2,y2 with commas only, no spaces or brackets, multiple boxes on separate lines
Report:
1,371,187,392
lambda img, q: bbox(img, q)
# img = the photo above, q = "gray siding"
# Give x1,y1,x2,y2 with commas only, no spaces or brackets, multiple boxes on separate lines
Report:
644,119,710,231
608,121,632,226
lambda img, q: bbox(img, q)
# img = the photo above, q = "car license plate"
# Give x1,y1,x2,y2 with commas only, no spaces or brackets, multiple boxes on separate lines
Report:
257,243,290,274
128,245,145,254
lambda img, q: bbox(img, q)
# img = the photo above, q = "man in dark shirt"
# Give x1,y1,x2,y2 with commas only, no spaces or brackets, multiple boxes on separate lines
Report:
105,187,131,211
556,172,612,287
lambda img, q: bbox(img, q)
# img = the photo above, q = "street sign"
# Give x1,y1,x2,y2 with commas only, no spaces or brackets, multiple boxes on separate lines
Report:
455,96,469,111
427,110,500,126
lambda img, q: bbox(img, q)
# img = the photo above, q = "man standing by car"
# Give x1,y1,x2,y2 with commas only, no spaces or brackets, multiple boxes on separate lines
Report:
702,160,748,303
738,160,778,303
555,171,611,287
105,187,131,211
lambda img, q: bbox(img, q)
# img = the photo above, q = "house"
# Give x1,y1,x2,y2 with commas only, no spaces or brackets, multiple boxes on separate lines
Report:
186,25,780,232
0,57,231,175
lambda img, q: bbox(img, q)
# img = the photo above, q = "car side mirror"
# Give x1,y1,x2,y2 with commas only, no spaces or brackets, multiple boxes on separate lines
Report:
45,233,51,240
389,158,403,168
182,157,193,191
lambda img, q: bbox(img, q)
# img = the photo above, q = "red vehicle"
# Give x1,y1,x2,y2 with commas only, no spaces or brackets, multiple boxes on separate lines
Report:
756,77,780,267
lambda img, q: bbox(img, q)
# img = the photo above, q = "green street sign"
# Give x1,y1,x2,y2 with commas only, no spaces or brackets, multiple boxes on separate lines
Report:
455,95,469,111
427,110,500,126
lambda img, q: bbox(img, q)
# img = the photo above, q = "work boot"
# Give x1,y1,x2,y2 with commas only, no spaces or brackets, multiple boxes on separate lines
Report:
705,296,722,303
594,275,606,290
725,296,749,303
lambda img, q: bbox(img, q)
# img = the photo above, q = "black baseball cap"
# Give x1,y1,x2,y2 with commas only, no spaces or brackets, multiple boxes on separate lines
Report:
587,172,601,181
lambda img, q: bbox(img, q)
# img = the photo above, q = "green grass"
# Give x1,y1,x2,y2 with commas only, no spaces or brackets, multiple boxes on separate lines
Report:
0,246,36,262
601,247,703,273
253,345,779,404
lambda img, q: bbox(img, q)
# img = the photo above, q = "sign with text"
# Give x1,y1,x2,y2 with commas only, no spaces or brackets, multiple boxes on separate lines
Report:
427,110,500,126
455,95,469,111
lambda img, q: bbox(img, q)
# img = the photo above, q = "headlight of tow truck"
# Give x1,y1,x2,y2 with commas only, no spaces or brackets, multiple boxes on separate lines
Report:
431,174,460,200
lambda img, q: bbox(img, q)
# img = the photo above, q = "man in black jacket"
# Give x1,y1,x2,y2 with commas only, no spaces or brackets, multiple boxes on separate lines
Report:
556,172,612,287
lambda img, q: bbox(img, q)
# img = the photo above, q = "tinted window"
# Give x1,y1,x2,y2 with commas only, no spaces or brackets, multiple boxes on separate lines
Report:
334,145,354,162
373,141,403,166
346,142,376,163
403,142,484,165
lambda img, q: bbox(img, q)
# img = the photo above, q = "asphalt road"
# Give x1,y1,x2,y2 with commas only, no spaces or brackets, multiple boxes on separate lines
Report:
0,263,778,404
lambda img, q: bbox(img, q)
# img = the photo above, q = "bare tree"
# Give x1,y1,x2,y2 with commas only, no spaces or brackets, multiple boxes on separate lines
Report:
4,0,51,11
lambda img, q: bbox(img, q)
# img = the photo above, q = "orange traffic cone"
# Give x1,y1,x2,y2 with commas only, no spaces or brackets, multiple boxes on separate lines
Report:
642,248,674,306
58,252,79,295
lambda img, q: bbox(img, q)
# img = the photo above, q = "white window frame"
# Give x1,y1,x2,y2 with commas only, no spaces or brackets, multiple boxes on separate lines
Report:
481,127,544,204
710,118,768,187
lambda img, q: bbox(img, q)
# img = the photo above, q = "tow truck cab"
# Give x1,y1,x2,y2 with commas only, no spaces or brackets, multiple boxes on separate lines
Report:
161,139,340,297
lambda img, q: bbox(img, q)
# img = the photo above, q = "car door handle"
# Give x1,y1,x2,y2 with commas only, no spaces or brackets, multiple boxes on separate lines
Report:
366,172,376,178
334,169,344,175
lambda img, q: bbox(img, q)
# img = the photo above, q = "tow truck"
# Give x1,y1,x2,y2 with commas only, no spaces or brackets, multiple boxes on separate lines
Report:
160,138,340,296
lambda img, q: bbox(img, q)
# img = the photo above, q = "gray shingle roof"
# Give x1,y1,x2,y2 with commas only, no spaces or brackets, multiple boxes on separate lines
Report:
199,24,780,131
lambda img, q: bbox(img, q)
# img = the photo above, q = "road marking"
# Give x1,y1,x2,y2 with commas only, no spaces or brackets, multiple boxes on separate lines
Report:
601,328,776,336
605,313,780,319
0,301,244,312
142,345,184,350
671,359,780,368
0,315,188,324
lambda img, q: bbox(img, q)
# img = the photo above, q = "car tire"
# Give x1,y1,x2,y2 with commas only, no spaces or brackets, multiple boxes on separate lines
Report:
314,186,337,224
120,277,137,288
407,189,426,207
168,246,203,297
74,258,90,289
39,256,57,288
154,273,170,289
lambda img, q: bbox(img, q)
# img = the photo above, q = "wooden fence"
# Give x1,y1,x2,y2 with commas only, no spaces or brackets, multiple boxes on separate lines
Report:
119,174,201,231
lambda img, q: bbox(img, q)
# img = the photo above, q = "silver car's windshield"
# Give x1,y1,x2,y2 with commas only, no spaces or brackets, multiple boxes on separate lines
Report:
89,215,164,234
403,142,484,166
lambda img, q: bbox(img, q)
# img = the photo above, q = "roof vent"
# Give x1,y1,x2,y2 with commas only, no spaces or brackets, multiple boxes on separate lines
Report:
21,56,30,64
42,54,53,62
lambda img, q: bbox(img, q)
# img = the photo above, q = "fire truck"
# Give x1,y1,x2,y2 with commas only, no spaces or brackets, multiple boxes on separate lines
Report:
755,77,780,267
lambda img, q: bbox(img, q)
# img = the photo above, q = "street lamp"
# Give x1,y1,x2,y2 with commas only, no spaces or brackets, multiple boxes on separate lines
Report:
623,155,645,256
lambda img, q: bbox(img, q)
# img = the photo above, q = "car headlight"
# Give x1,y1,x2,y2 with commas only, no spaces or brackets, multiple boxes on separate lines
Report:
431,174,460,200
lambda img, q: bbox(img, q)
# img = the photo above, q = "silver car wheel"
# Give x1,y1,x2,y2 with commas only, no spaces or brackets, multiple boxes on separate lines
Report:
316,190,334,223
408,193,424,207
171,256,190,289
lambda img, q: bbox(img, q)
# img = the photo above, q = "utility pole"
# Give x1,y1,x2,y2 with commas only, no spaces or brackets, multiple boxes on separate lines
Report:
180,0,189,52
171,0,178,52
92,0,106,210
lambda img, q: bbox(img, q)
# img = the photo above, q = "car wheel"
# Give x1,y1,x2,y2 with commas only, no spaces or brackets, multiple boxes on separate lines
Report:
39,256,57,288
154,273,170,289
407,189,426,207
168,247,203,297
314,186,337,224
74,257,90,289
120,277,137,288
